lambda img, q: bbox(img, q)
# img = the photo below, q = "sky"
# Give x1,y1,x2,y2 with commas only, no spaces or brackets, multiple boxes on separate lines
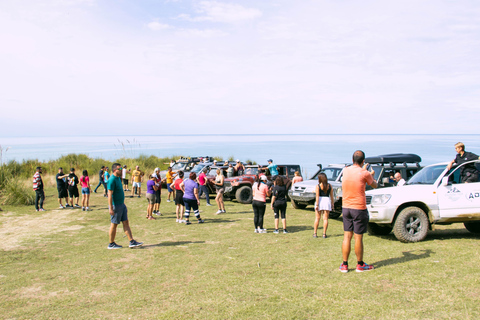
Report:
1,0,479,136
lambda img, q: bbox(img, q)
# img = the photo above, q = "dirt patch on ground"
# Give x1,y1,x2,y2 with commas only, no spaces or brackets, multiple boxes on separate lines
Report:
0,210,84,251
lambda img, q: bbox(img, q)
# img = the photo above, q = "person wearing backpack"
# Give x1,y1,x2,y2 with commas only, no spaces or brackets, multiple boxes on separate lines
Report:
67,168,80,208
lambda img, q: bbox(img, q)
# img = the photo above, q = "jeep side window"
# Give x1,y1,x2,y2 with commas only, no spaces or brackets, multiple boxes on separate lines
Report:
445,166,462,184
406,169,417,179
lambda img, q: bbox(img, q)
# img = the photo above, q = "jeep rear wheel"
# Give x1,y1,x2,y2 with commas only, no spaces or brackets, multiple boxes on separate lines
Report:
367,223,393,236
291,200,307,210
393,207,429,243
235,186,252,204
464,221,480,234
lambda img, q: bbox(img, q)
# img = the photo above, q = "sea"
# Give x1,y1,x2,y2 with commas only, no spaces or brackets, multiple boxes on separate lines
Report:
1,134,479,178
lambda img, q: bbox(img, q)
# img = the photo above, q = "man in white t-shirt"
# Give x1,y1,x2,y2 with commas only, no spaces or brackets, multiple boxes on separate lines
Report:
122,165,131,191
394,172,406,186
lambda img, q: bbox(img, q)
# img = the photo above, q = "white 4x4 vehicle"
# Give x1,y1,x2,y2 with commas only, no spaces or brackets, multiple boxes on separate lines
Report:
366,160,480,242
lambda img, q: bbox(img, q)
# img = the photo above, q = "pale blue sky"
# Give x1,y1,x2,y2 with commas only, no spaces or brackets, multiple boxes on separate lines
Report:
1,0,479,136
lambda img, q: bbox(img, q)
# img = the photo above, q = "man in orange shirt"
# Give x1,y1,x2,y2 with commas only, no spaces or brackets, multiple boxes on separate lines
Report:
339,150,378,273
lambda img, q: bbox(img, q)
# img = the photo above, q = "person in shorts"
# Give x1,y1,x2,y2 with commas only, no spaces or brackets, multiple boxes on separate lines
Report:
339,150,378,273
33,167,45,212
447,142,480,183
80,170,91,211
145,174,158,220
180,172,204,225
131,166,144,198
107,163,143,249
152,168,162,216
67,168,80,208
173,171,185,223
122,165,131,191
56,167,69,208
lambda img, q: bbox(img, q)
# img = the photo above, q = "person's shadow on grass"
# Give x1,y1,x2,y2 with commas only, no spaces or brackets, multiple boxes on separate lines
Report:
139,241,205,249
374,249,434,269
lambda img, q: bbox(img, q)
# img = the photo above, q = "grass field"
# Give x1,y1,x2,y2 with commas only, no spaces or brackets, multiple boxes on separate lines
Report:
1,180,480,319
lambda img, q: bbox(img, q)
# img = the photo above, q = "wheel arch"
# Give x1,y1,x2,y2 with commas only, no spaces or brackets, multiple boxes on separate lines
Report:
393,202,433,230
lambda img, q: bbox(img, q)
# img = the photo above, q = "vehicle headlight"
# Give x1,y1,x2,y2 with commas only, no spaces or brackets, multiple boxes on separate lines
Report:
371,194,391,205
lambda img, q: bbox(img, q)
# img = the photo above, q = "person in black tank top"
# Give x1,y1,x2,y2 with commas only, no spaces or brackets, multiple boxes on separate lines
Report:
313,173,333,238
271,177,288,234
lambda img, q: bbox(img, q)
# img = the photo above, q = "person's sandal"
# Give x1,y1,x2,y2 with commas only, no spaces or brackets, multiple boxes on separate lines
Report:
313,233,318,238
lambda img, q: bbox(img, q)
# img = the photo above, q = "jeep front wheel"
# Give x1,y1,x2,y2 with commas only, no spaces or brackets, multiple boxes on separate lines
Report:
291,200,307,210
464,221,480,234
235,186,253,204
393,207,429,243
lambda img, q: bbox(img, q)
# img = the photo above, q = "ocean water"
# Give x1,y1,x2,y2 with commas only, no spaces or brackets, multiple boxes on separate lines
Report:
1,134,479,178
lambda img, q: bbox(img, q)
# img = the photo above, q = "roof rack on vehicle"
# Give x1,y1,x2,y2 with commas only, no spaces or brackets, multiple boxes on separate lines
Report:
365,153,422,167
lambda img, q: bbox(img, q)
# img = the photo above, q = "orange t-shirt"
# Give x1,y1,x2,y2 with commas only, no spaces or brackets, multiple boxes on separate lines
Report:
341,165,374,210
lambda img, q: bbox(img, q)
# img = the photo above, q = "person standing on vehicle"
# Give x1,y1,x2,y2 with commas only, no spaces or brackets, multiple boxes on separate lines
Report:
197,168,212,206
107,163,143,249
291,171,303,185
94,166,105,194
264,159,279,180
394,172,406,186
271,176,288,234
214,168,226,214
33,166,45,212
56,167,70,208
252,175,271,233
339,150,378,273
313,173,333,238
227,164,234,178
234,160,244,175
447,142,480,183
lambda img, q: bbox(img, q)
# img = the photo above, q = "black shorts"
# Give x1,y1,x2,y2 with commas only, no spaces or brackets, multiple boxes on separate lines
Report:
175,190,184,206
123,179,129,185
58,187,68,198
155,189,161,204
462,172,478,183
342,208,369,234
68,186,79,198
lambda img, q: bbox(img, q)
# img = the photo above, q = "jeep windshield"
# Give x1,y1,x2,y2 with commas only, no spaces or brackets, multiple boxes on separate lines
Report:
406,164,446,185
312,167,343,181
171,162,187,171
244,167,259,175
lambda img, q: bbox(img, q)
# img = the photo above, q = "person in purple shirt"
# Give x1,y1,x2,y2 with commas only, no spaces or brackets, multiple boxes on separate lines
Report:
180,172,204,225
146,174,158,220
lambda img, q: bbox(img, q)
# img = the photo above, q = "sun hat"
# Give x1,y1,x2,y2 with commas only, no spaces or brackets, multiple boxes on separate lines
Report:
260,175,267,181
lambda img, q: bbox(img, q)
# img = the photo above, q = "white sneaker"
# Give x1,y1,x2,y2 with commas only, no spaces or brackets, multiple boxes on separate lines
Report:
215,210,223,214
86,207,89,211
221,210,226,213
176,219,179,223
260,229,267,233
167,199,171,202
206,203,213,206
179,220,186,223
59,205,65,209
255,229,259,233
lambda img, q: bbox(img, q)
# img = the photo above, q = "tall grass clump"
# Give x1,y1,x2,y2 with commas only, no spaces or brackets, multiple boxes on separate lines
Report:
0,178,35,205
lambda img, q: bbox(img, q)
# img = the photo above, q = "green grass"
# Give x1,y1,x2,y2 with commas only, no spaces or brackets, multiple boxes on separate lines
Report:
1,185,480,319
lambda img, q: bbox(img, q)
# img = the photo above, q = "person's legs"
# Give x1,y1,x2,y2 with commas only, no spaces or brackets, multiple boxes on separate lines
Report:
252,201,260,230
184,199,191,222
35,191,40,210
342,231,354,261
103,182,107,195
313,211,321,235
121,220,134,241
219,192,225,211
109,223,118,243
82,193,86,207
138,186,142,197
322,210,329,235
86,194,90,208
273,204,280,230
94,181,102,192
280,203,287,230
131,184,135,197
354,233,364,262
258,203,266,229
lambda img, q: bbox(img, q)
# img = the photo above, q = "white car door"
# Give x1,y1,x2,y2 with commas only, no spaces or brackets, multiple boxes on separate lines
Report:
437,160,480,219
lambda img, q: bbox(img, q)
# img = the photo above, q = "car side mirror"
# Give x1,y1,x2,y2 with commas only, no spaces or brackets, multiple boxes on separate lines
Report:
442,177,450,186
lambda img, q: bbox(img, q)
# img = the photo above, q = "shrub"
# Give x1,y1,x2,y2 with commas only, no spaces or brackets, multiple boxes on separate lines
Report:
1,178,35,206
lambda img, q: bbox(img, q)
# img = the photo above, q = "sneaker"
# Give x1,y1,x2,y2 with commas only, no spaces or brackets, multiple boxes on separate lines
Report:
39,208,46,211
221,210,226,213
356,263,374,272
339,264,349,273
179,220,186,223
129,240,143,248
176,219,179,223
198,219,204,224
255,229,259,233
185,220,192,225
59,205,65,209
313,233,318,238
215,210,223,214
153,212,161,216
75,204,81,208
206,203,213,206
35,209,39,212
283,229,289,234
260,229,267,233
167,199,171,202
65,204,72,208
108,242,122,249
82,207,85,211
273,229,279,234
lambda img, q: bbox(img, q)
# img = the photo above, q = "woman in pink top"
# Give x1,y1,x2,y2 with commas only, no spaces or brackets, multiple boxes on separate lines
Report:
80,170,91,211
251,175,271,233
291,171,303,185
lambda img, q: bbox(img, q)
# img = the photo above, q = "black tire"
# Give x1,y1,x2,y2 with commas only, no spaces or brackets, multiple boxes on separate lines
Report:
291,200,307,210
328,211,341,219
393,207,429,243
235,186,252,204
464,221,480,234
367,223,393,235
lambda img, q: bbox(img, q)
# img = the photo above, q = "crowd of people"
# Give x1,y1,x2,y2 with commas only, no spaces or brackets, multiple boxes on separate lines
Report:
30,142,480,271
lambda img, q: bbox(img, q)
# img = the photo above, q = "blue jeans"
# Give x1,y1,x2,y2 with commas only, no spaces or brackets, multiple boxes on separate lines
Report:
198,185,210,204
